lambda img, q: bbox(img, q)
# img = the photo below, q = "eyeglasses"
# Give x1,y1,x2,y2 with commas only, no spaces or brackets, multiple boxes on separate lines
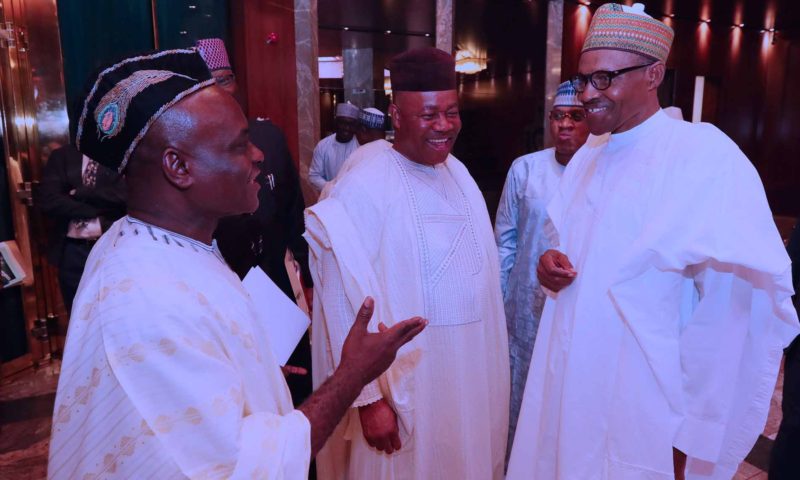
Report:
570,62,655,92
549,110,586,122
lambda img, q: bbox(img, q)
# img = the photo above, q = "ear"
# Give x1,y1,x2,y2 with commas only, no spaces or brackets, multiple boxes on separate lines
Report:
389,103,401,131
647,62,666,91
161,147,193,189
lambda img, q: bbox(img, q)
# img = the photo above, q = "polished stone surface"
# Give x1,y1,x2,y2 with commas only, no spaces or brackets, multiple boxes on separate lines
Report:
0,365,58,479
543,0,564,148
436,0,454,54
295,0,322,204
343,48,374,108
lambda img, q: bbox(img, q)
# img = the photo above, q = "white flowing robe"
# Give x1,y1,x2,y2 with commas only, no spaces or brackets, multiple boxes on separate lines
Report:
309,134,359,193
507,110,800,480
48,217,310,480
304,144,509,480
494,147,564,449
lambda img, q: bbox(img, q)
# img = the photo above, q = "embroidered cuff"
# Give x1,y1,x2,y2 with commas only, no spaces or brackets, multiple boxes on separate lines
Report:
352,380,382,408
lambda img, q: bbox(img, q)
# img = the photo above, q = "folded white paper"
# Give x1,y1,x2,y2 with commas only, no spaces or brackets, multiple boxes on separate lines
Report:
242,267,311,366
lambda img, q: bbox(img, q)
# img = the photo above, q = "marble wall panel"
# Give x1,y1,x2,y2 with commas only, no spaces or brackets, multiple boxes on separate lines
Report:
436,0,454,54
295,0,321,203
544,0,564,148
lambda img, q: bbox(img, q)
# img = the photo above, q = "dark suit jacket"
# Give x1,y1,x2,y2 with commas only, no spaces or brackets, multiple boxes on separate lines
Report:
215,119,312,298
37,144,127,265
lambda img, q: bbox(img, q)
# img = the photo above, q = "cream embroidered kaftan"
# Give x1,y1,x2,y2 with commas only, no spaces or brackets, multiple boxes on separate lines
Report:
305,144,509,480
49,217,310,479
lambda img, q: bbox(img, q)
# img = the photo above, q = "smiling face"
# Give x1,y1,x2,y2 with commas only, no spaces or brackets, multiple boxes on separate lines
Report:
390,90,461,166
334,116,359,143
577,49,662,135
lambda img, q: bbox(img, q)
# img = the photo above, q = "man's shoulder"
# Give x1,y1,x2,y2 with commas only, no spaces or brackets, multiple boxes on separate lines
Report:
510,148,555,169
668,119,747,169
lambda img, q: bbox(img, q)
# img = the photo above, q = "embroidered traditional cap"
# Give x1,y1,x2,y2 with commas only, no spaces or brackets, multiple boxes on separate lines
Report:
389,47,456,92
553,81,583,108
195,38,232,71
75,49,215,172
335,102,360,119
359,107,385,130
582,3,674,63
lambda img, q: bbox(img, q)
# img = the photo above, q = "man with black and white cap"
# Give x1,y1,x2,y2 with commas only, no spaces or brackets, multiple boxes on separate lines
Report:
356,107,386,145
47,49,426,479
306,47,509,480
495,80,589,457
309,102,360,193
508,3,798,479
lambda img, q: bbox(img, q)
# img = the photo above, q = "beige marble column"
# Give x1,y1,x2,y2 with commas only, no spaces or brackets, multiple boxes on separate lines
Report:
436,0,454,54
294,0,321,203
543,0,564,148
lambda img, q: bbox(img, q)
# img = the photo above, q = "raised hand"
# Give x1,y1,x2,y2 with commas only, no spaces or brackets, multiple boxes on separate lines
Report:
339,297,427,385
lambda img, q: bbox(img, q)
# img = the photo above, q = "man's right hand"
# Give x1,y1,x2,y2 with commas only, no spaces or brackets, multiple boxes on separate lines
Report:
537,249,577,292
359,398,401,454
340,297,427,386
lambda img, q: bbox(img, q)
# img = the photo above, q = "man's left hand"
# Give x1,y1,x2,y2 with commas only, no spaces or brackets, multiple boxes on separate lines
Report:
359,398,401,454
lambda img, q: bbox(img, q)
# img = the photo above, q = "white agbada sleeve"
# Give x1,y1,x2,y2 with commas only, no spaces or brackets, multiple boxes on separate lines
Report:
309,140,328,192
606,129,798,474
318,247,383,406
495,164,521,297
101,305,311,479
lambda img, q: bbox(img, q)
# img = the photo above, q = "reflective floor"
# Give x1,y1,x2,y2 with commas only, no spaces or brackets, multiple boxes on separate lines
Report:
0,360,783,479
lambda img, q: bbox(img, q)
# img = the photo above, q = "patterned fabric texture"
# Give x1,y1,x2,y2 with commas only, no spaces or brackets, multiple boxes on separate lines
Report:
195,38,232,71
358,108,385,129
582,3,674,63
553,80,583,108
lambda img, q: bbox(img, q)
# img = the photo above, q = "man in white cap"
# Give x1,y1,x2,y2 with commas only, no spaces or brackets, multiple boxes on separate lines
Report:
356,107,387,145
508,3,799,479
309,102,360,192
495,80,589,457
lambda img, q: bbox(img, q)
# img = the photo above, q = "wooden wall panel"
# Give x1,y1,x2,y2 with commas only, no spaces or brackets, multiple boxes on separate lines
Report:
230,0,300,168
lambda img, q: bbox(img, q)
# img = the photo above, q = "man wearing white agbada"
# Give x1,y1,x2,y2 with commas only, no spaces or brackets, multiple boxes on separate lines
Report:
507,3,800,480
495,80,590,456
48,49,426,480
309,102,360,193
305,47,509,479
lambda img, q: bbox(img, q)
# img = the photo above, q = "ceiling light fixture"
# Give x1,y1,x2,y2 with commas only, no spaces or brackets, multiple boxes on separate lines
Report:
454,49,487,75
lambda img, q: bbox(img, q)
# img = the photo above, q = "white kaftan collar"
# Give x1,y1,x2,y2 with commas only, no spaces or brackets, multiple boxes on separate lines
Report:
123,215,226,264
607,109,669,150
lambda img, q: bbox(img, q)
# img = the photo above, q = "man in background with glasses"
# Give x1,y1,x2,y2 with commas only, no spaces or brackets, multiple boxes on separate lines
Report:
508,3,798,480
494,80,589,459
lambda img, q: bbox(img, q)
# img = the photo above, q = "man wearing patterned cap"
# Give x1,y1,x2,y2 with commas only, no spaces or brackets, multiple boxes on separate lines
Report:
305,47,509,479
494,80,589,457
508,3,799,480
47,48,426,479
356,107,387,145
309,102,360,193
196,38,314,405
